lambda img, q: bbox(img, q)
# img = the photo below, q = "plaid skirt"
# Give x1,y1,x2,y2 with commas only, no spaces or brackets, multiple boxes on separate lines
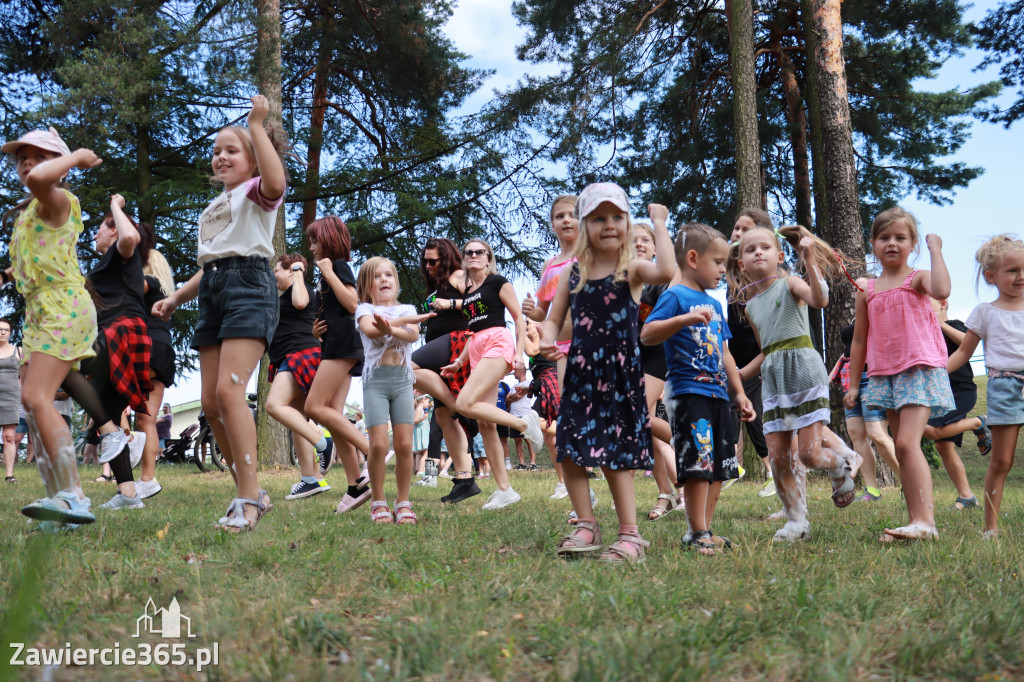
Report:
103,316,153,414
269,346,322,395
446,330,472,398
533,365,559,425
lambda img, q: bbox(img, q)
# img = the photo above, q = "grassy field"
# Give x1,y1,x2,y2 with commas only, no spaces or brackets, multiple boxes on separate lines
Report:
2,391,1024,681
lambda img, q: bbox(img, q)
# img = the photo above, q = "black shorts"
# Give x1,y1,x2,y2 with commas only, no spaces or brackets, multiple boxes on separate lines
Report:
928,388,977,447
509,426,524,439
150,341,176,388
667,393,738,483
412,334,450,375
497,424,510,438
640,342,667,382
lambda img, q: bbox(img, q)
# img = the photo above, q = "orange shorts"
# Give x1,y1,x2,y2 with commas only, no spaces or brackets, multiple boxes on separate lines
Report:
468,327,515,370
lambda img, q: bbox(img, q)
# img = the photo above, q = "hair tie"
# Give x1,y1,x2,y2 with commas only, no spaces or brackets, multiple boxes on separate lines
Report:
834,250,864,292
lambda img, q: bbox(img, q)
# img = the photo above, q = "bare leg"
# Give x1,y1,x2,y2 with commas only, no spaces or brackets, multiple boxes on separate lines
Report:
846,416,878,489
866,420,899,482
293,427,319,479
884,406,937,538
983,425,1019,535
136,380,165,483
435,406,470,478
367,423,390,502
563,459,593,518
21,354,82,498
767,431,809,541
3,424,16,478
305,359,370,456
605,468,638,528
392,423,414,504
935,440,975,502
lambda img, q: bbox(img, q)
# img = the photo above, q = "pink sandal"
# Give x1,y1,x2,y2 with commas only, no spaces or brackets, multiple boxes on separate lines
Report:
599,533,650,563
556,520,602,556
370,501,394,523
335,486,372,514
395,501,418,525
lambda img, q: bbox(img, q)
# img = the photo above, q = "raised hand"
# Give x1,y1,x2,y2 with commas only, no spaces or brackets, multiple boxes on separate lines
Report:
248,95,270,127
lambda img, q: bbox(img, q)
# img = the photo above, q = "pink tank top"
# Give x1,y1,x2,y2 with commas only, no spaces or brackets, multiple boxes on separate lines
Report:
536,255,576,302
865,271,946,376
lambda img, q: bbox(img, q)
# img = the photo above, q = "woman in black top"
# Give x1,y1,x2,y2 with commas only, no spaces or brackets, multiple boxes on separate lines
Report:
133,230,177,499
302,216,372,513
411,238,477,504
438,239,543,510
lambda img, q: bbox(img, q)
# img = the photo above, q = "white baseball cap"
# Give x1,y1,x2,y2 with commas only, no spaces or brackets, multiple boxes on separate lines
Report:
574,182,630,220
2,127,71,157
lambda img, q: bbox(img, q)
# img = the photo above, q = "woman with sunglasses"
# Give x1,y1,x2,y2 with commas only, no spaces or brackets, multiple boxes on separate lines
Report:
412,238,479,504
439,239,544,510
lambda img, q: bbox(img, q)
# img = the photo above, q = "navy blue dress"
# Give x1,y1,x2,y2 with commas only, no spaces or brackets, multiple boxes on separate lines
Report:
556,268,653,470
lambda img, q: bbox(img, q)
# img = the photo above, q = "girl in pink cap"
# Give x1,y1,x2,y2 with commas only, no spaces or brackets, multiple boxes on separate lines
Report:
1,127,129,527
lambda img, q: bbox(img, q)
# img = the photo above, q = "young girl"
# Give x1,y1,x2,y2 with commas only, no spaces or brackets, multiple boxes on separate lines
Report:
265,254,330,500
1,127,122,526
523,195,578,497
355,257,432,523
845,207,953,541
947,234,1024,538
154,95,286,531
540,182,676,562
302,215,372,513
731,224,862,542
440,239,544,510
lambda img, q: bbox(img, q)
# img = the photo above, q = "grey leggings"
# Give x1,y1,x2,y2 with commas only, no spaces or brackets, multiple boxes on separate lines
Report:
363,365,415,429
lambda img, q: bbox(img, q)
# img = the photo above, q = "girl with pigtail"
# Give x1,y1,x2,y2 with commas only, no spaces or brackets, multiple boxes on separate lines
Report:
728,224,863,543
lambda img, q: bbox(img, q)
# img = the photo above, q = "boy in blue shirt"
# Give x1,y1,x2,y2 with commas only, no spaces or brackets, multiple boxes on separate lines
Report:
642,222,755,555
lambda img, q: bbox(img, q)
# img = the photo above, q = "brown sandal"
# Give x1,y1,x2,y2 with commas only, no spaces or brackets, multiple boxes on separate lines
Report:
556,520,602,556
599,533,650,563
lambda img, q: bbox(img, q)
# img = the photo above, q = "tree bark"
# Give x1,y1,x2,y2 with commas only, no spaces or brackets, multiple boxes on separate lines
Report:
801,0,829,237
253,0,291,468
726,0,764,211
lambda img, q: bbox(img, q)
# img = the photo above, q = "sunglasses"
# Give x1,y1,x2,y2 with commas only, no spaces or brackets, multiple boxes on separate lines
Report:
422,258,439,266
464,249,488,258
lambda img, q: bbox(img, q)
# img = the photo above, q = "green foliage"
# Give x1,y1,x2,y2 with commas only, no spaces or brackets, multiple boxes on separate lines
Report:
508,0,999,236
975,0,1024,126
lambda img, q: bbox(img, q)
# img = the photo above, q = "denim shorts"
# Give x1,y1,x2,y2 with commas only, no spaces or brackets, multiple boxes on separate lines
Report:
363,365,415,429
191,256,279,349
844,375,887,422
987,374,1024,426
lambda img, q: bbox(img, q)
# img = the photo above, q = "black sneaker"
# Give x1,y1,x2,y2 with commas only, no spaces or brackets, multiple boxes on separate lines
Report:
587,470,598,479
318,437,334,475
285,479,331,500
528,463,539,472
441,477,481,504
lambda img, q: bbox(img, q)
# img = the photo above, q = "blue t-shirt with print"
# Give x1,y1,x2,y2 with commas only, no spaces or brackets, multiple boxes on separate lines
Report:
645,284,731,400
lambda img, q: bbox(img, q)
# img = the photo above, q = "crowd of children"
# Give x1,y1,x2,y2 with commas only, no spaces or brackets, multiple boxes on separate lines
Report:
2,106,1016,557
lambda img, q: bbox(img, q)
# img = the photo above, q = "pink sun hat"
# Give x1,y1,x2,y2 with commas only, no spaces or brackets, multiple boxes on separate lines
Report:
2,127,71,157
574,182,630,220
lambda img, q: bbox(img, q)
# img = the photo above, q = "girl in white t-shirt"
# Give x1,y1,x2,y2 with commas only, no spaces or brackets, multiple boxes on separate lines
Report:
948,234,1024,538
355,257,433,524
154,95,287,532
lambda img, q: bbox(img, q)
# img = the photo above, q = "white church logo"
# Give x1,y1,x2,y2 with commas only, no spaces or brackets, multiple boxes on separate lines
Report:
134,597,196,639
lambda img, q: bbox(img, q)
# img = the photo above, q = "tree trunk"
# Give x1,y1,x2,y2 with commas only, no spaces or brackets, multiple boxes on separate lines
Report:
301,12,333,257
801,0,829,237
777,51,812,230
726,0,764,211
253,0,291,468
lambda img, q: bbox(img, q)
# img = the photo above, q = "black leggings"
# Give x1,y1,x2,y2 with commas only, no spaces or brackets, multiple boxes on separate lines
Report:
412,334,451,375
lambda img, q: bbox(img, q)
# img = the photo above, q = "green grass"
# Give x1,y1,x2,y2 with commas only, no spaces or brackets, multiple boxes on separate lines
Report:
2,386,1024,681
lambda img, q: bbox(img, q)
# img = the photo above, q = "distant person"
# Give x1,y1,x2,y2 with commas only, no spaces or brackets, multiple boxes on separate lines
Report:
155,403,173,459
0,318,23,483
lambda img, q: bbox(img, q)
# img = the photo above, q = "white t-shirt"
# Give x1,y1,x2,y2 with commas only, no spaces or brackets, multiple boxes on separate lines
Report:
197,177,283,266
507,376,534,418
966,302,1024,372
355,302,418,382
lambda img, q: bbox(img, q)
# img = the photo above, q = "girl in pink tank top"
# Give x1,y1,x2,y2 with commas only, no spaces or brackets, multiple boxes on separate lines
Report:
844,207,954,542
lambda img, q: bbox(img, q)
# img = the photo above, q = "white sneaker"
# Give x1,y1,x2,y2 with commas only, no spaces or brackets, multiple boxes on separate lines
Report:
481,487,521,510
590,488,598,508
135,478,162,499
98,492,144,510
505,457,513,470
758,477,777,498
522,412,544,450
550,482,568,499
128,431,146,469
98,430,130,464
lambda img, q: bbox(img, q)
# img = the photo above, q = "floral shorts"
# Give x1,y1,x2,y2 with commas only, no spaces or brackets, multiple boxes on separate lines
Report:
864,365,955,418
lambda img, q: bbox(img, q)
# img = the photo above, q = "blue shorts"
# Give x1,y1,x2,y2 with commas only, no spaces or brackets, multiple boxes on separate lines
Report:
192,256,279,349
15,417,27,434
865,365,954,418
987,374,1024,426
844,375,887,423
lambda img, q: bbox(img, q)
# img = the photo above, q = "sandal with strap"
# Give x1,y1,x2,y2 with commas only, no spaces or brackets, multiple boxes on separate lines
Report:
647,493,679,521
216,490,272,533
371,501,394,524
974,415,992,456
685,530,721,556
830,470,857,508
94,474,114,483
4,475,15,483
599,533,650,563
395,501,417,525
556,520,602,556
952,495,978,510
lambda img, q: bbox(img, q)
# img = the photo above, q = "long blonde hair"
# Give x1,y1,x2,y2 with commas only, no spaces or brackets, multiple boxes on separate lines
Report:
571,214,635,293
727,225,854,307
144,249,175,297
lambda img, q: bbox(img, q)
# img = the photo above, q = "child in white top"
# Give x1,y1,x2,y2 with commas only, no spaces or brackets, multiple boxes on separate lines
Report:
948,234,1024,538
154,95,287,532
355,257,433,524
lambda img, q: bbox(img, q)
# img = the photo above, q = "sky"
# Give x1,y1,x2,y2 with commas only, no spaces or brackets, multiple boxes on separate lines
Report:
165,0,1018,407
